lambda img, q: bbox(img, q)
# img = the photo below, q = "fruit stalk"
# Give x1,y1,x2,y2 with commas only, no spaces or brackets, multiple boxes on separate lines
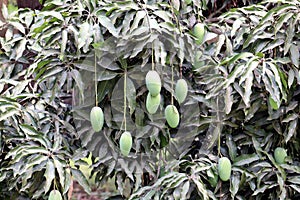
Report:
124,70,127,131
94,53,98,105
171,64,174,105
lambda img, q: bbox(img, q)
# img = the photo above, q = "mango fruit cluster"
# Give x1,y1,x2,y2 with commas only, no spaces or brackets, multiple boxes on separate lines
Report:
145,70,189,129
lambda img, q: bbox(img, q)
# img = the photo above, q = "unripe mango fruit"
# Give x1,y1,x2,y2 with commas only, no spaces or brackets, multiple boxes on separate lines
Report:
48,190,62,200
146,70,161,96
218,157,231,181
146,93,161,114
274,147,287,164
193,23,205,45
175,79,188,104
120,131,132,156
90,106,104,132
165,105,180,128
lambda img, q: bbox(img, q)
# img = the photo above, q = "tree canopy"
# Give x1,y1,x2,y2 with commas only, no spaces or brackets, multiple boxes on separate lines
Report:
0,0,300,199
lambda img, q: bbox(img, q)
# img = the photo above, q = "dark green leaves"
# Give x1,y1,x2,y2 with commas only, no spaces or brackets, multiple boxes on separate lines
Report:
1,0,300,199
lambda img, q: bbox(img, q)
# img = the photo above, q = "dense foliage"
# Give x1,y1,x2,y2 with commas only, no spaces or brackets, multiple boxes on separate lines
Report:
0,0,300,199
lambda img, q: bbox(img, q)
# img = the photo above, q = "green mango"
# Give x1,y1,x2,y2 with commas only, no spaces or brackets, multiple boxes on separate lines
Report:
175,79,188,104
218,157,231,181
146,70,161,96
193,23,205,45
274,147,287,164
146,92,161,114
165,105,180,128
90,106,104,132
48,190,62,200
120,131,132,156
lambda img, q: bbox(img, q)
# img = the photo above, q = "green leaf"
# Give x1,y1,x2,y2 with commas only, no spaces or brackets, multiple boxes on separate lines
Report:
126,77,136,115
73,60,95,72
173,187,181,200
290,44,299,68
40,11,64,21
231,19,243,37
230,174,240,199
0,108,18,121
282,113,298,123
277,173,287,200
97,71,119,81
275,12,294,34
15,38,27,60
220,53,253,66
288,69,295,88
239,58,259,85
153,10,172,23
227,135,237,160
53,158,65,189
181,181,190,199
70,69,84,100
120,12,136,35
262,39,284,53
284,20,295,55
288,176,300,185
1,3,8,19
98,14,118,37
215,34,225,56
285,119,297,143
63,169,72,194
225,86,233,114
19,124,51,147
233,153,260,166
71,168,91,194
269,96,280,110
10,21,25,34
37,67,64,83
130,10,146,33
243,72,254,107
25,147,49,155
60,29,68,60
44,159,55,194
225,64,245,88
12,80,31,96
192,177,209,200
143,190,156,200
78,22,93,52
253,184,277,196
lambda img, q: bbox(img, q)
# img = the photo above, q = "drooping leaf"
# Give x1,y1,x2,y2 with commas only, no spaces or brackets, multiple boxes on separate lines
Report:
44,160,55,194
71,168,91,194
